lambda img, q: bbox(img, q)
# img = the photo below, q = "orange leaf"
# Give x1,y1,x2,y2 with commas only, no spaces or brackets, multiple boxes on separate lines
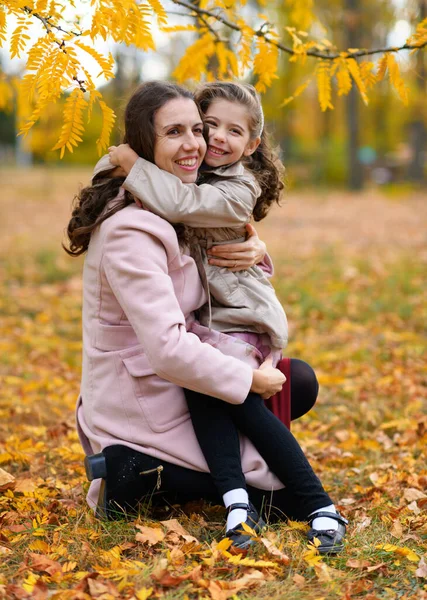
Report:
260,537,290,564
135,524,165,546
28,552,62,576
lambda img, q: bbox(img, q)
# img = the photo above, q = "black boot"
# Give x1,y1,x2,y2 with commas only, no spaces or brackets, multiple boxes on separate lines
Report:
225,502,265,550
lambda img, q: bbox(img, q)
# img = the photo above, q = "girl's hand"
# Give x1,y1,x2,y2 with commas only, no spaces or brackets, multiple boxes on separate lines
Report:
207,223,267,272
108,144,139,176
251,357,286,400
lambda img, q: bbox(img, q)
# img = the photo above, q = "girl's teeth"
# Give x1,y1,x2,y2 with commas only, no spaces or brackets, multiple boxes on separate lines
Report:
210,148,225,155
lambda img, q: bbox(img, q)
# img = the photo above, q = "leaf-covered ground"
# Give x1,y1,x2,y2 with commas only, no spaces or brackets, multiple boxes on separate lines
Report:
0,169,426,599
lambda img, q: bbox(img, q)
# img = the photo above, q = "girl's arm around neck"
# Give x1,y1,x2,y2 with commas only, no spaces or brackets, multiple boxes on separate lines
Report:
123,157,259,228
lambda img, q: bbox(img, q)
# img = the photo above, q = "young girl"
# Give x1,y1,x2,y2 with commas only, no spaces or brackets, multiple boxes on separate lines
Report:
105,82,347,553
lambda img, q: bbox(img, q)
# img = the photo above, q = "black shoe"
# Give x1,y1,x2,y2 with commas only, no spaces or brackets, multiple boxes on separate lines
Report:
307,511,348,555
225,502,265,550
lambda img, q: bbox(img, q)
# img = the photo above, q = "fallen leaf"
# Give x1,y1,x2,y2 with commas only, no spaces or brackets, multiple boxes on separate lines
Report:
135,588,153,600
366,563,387,573
403,488,426,502
0,468,16,492
293,573,305,588
376,543,420,562
346,559,372,569
260,537,290,564
208,571,265,600
407,501,421,514
87,577,119,597
0,546,12,556
160,518,199,543
416,556,427,579
28,552,62,576
135,524,165,546
14,479,38,494
390,519,403,539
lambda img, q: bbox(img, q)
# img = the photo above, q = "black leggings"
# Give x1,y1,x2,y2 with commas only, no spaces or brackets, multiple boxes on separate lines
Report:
103,359,331,522
185,358,330,505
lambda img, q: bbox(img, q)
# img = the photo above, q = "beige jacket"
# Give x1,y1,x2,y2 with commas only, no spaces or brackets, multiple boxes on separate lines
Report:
97,156,288,350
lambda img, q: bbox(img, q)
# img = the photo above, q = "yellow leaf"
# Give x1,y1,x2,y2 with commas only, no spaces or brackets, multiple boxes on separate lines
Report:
135,587,153,600
316,60,334,111
376,543,420,562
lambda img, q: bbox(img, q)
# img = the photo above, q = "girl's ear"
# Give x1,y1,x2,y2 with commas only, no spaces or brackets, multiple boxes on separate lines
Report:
243,136,261,156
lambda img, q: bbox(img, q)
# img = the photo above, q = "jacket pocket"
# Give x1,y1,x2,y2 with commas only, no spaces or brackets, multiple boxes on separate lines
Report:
121,351,190,433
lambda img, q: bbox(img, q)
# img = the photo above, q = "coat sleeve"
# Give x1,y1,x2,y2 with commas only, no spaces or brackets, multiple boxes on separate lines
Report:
123,157,258,228
102,218,253,404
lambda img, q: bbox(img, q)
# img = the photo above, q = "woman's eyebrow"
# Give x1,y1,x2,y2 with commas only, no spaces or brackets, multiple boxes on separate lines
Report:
161,121,204,131
161,123,183,131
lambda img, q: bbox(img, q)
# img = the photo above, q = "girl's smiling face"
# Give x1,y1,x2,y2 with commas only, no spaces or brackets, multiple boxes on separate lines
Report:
203,99,260,168
153,97,207,183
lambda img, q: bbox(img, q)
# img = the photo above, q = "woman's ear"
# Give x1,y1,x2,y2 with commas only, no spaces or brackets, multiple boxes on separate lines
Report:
243,136,261,156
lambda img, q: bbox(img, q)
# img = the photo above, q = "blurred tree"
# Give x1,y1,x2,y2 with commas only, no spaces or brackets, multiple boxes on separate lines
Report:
0,0,425,159
407,0,426,183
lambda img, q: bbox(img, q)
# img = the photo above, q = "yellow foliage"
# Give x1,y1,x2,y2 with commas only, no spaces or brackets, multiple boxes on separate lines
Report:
0,75,14,111
173,32,216,82
96,99,116,155
253,37,279,93
10,16,30,58
316,60,333,111
0,7,7,47
51,88,87,158
346,58,369,105
386,54,409,105
0,0,423,157
285,0,314,30
335,58,352,97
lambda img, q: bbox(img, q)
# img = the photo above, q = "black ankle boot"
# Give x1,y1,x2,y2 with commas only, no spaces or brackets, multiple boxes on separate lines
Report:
225,502,265,550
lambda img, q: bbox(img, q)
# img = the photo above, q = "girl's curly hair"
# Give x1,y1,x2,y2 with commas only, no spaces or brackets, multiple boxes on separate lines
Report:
195,81,284,221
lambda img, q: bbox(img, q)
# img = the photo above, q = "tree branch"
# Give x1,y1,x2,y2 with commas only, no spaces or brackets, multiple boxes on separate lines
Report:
171,0,427,60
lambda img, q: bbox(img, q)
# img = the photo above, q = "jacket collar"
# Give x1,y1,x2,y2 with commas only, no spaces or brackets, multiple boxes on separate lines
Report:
200,161,245,178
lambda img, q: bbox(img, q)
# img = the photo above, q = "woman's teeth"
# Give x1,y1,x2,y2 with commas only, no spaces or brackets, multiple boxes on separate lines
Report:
176,158,197,166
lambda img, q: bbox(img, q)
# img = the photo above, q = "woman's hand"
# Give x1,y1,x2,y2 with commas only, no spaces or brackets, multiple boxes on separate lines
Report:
251,357,286,400
207,223,267,272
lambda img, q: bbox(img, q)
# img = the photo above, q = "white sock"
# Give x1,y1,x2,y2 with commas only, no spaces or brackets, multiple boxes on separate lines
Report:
223,488,249,531
309,504,339,531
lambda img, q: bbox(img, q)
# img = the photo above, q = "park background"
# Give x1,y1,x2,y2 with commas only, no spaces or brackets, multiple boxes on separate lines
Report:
0,0,427,599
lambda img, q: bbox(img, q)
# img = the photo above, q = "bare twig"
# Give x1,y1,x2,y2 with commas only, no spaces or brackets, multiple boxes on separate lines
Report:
171,0,427,60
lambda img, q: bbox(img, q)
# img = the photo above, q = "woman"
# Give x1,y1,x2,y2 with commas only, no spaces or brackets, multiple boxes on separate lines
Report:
66,81,347,554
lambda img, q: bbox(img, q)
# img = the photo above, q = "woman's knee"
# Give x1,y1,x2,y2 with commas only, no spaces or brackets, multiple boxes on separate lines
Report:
290,359,319,420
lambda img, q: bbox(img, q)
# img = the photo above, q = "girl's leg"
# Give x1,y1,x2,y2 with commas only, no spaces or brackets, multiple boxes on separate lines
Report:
290,359,319,421
185,389,255,533
184,389,246,496
226,393,333,519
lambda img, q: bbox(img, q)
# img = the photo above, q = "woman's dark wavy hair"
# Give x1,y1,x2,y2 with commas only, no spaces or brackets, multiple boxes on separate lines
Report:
195,81,284,221
64,81,195,256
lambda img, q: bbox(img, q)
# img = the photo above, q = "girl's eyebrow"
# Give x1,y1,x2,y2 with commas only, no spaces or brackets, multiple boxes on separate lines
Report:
205,117,244,131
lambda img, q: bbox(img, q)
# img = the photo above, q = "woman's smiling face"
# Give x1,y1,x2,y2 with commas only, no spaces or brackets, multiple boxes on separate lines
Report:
153,98,207,183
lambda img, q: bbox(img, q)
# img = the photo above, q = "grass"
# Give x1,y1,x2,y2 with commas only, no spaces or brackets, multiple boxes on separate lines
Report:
0,168,426,599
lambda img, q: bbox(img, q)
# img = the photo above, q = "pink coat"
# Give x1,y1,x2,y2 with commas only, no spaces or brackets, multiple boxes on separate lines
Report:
76,203,284,509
